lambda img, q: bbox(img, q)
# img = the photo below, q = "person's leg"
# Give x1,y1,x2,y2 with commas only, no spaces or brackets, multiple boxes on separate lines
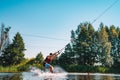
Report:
50,65,53,73
45,63,54,73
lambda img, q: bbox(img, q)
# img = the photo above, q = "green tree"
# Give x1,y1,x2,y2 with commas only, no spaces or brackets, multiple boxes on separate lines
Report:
59,43,74,65
1,32,25,66
60,22,97,66
87,23,97,65
98,25,113,67
73,23,96,65
114,31,120,67
58,22,120,72
35,52,44,64
109,26,120,68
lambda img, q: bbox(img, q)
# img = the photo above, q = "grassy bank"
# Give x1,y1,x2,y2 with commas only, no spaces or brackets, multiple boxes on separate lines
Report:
0,66,18,72
0,59,44,72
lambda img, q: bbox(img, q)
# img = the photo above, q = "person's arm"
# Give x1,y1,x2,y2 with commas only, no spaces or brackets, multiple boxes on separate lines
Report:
52,51,59,55
51,51,60,60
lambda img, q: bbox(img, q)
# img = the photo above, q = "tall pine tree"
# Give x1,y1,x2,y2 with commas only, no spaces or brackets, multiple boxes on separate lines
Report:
1,32,25,66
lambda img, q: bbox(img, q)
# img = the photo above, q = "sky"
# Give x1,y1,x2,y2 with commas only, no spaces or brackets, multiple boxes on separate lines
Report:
0,0,120,58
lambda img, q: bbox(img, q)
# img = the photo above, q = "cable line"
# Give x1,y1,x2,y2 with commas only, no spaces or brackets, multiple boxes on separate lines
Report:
92,0,119,24
11,32,68,41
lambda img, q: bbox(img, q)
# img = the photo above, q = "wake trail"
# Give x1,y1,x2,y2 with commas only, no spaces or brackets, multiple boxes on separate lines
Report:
29,66,68,78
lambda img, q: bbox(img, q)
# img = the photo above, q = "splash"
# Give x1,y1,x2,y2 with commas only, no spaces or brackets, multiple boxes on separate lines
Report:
29,66,68,79
29,66,44,74
51,66,67,73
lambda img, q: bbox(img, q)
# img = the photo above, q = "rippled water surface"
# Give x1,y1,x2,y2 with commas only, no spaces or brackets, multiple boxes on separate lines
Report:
0,72,120,80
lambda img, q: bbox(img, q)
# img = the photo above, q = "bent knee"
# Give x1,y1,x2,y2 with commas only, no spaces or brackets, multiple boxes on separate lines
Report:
50,65,53,69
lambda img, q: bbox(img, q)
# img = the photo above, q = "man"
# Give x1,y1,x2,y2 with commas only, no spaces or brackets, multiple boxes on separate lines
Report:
43,51,60,73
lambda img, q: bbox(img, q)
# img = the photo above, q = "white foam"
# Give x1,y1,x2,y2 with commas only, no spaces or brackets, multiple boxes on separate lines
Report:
30,66,68,78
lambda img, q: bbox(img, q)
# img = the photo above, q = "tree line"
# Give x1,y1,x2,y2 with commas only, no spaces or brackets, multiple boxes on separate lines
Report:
1,22,120,73
0,24,44,68
55,22,120,73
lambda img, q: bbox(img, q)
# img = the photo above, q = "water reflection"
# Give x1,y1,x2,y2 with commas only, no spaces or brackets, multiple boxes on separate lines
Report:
67,74,120,80
68,75,90,80
0,73,22,80
0,72,120,80
9,73,23,80
68,75,112,80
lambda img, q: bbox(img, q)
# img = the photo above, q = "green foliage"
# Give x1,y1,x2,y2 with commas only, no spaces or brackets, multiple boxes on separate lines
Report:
1,22,120,73
68,65,88,72
0,32,25,66
17,64,30,71
58,22,120,73
96,66,109,73
97,27,113,67
59,22,96,66
59,44,74,65
35,52,44,64
0,66,18,72
60,64,112,73
26,58,36,65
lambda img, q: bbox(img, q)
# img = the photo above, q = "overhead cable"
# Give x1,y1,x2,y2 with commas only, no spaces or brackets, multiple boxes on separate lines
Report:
92,0,119,24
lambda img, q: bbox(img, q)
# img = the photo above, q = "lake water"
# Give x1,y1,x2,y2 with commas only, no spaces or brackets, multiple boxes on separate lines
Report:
0,67,120,80
0,72,120,80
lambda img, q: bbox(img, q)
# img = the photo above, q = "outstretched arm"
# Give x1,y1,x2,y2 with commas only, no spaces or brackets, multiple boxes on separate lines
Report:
53,51,60,55
51,51,60,60
51,48,64,60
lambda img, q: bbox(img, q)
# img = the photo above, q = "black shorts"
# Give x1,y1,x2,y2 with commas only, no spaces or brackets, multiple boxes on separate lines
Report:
43,61,45,67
